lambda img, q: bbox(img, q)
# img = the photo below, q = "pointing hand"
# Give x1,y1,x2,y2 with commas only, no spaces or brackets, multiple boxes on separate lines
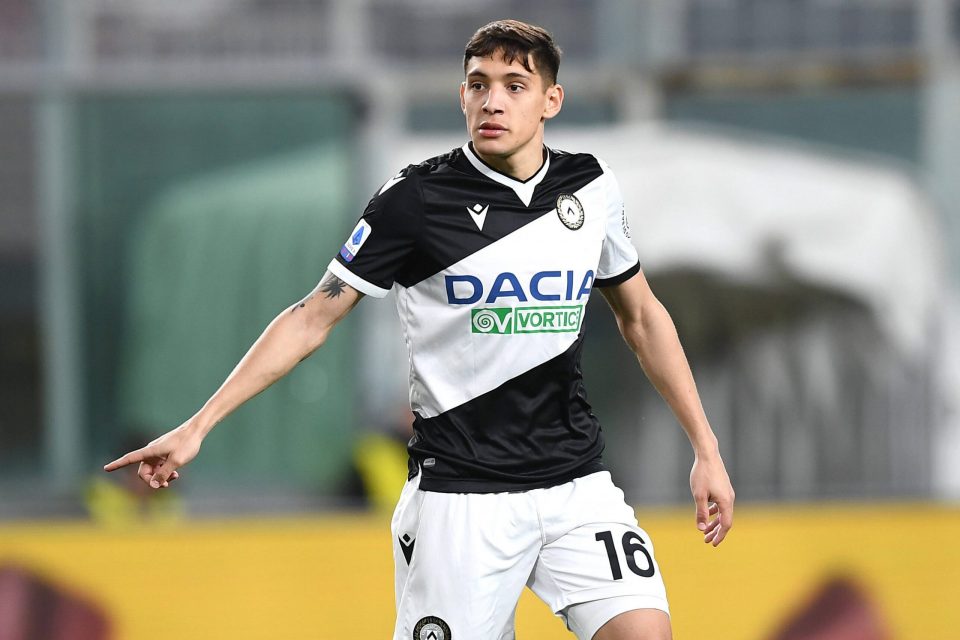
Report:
103,423,202,489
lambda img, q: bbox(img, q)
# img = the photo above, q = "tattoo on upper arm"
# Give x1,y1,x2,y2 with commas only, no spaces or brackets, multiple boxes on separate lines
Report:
321,276,349,299
289,275,352,313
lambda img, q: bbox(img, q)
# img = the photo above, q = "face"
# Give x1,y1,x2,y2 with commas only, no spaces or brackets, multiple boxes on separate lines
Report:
460,51,563,171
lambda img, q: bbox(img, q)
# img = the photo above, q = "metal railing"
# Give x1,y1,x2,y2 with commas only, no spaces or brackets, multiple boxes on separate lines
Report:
5,0,956,72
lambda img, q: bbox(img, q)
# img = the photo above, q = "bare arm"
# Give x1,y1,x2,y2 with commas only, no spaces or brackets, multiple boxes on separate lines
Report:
600,269,735,546
103,271,364,488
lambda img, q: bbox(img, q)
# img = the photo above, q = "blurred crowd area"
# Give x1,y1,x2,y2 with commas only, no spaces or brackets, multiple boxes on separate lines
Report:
1,0,960,519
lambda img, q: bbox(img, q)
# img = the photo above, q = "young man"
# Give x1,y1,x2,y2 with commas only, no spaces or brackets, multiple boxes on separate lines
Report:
105,20,734,640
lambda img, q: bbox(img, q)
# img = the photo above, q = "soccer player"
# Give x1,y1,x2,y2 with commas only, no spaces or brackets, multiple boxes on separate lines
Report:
105,19,734,640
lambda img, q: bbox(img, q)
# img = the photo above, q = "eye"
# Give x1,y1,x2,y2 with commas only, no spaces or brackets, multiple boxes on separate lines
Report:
469,82,485,91
508,83,524,93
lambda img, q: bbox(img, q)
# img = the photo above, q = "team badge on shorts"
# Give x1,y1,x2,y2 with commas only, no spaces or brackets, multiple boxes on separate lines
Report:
413,616,451,640
556,194,584,230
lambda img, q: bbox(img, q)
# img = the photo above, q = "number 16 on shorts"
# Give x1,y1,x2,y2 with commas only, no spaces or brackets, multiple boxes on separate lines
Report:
594,529,656,580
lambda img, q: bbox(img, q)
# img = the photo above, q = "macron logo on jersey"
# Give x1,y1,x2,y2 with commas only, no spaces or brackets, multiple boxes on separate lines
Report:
467,203,489,231
340,219,372,263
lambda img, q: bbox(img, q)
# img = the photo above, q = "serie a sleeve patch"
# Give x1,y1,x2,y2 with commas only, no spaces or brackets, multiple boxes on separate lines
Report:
339,219,373,263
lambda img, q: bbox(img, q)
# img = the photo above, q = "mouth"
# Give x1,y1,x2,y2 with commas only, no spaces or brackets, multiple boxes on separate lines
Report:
477,122,507,138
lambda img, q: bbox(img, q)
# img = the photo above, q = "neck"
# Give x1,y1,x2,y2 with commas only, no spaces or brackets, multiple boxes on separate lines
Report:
472,139,546,181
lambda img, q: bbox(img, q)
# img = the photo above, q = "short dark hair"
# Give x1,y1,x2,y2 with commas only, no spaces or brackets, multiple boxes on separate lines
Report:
463,20,562,86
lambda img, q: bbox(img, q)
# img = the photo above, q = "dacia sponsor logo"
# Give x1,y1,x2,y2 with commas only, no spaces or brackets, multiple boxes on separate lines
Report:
445,270,595,305
471,305,584,334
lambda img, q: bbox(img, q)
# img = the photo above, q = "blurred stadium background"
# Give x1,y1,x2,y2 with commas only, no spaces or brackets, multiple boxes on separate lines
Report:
1,0,960,638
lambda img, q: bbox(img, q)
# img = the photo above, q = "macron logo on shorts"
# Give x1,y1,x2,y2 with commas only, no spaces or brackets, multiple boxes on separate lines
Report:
340,219,372,263
399,533,416,564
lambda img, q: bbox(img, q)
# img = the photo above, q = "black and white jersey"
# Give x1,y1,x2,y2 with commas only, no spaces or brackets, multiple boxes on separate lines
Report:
328,143,639,493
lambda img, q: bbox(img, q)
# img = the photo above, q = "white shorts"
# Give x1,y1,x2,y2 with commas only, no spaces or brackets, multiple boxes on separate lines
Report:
391,471,669,640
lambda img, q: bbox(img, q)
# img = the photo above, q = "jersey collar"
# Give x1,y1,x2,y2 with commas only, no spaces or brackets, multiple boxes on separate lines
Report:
462,142,550,207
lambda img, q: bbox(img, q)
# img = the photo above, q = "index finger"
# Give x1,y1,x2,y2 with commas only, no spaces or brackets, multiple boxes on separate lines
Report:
692,497,711,534
103,447,152,472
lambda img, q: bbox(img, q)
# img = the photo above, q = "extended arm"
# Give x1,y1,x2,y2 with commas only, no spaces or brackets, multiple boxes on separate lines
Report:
600,270,735,546
103,271,364,488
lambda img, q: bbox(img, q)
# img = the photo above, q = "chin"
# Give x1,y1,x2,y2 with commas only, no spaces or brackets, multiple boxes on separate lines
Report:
471,136,513,158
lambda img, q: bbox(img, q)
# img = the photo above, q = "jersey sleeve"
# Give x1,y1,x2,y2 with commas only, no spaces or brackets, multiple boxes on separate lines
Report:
327,168,422,298
594,160,641,287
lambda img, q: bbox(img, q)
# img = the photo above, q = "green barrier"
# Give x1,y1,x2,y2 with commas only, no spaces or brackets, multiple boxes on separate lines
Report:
117,146,356,486
75,94,358,488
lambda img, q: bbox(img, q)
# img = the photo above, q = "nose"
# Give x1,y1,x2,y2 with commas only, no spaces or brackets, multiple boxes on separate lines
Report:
482,85,505,115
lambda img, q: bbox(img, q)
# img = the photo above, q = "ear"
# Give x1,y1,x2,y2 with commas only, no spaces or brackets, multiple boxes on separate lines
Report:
542,83,563,121
459,81,467,113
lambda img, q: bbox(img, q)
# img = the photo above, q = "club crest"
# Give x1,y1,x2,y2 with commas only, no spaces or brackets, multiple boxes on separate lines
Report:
413,616,451,640
556,194,584,230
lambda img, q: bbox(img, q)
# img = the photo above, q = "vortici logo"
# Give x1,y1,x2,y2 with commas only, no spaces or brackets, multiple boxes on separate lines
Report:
471,305,584,334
